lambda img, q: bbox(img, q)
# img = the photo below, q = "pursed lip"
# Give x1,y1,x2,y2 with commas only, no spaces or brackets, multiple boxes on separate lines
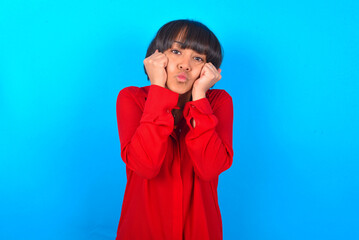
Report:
176,73,188,81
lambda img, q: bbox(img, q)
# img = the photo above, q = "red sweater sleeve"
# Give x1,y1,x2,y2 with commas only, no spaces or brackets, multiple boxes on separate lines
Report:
183,91,234,181
116,85,179,179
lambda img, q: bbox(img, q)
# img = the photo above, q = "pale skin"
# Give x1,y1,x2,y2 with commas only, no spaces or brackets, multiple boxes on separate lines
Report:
143,41,222,127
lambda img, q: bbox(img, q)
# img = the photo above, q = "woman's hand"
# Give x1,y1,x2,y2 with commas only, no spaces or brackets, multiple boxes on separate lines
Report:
192,63,222,101
143,49,168,88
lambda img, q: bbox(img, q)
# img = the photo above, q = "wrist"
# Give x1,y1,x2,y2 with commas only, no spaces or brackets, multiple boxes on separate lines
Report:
151,81,166,88
192,87,206,101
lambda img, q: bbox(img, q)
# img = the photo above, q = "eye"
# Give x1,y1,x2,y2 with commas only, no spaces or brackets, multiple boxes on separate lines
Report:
171,49,181,55
194,56,204,62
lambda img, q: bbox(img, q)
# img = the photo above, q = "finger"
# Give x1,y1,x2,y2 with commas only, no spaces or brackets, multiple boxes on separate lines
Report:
151,52,166,61
151,49,159,56
208,63,221,74
206,64,221,80
207,63,218,74
205,64,218,77
207,62,216,69
206,63,221,78
204,63,214,71
200,63,208,76
153,53,168,68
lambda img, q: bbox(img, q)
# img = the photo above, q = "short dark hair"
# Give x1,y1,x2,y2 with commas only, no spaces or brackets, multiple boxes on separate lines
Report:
144,19,223,77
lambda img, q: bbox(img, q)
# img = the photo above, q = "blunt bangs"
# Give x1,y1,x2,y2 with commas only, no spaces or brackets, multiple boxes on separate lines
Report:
145,20,223,69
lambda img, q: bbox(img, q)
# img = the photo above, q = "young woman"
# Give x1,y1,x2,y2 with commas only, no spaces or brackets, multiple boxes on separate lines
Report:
116,19,234,240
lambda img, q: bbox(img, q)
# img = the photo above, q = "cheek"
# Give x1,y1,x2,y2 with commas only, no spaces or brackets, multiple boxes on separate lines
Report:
165,59,177,75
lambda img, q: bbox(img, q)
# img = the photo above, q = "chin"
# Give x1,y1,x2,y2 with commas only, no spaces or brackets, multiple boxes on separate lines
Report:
169,87,191,95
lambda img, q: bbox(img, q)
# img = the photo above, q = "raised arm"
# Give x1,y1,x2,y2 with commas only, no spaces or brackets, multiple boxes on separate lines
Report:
116,85,178,179
181,61,233,180
183,91,234,181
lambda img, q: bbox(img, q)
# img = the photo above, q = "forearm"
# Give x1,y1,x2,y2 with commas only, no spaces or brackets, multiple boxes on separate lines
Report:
184,93,234,180
117,85,179,179
185,115,233,180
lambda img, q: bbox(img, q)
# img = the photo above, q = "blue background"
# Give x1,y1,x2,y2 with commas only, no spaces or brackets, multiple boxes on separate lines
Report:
1,0,358,239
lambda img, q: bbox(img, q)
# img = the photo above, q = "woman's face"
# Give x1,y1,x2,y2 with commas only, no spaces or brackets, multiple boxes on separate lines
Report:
163,41,207,95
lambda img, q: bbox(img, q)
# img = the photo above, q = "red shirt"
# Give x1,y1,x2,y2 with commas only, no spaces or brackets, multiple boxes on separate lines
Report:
116,85,233,240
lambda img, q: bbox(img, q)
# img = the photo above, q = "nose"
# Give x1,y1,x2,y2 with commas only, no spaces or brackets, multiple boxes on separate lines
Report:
178,58,191,71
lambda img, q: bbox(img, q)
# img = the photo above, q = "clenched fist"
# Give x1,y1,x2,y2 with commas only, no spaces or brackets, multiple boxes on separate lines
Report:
143,50,168,87
192,62,222,100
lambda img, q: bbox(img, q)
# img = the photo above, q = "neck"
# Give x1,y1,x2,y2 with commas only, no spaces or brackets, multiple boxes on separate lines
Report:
177,90,192,109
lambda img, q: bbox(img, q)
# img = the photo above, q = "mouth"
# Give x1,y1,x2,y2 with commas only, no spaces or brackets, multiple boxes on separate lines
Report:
176,73,187,82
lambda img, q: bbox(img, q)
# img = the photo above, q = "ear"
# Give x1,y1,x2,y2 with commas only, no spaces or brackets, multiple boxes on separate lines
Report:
218,68,222,74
